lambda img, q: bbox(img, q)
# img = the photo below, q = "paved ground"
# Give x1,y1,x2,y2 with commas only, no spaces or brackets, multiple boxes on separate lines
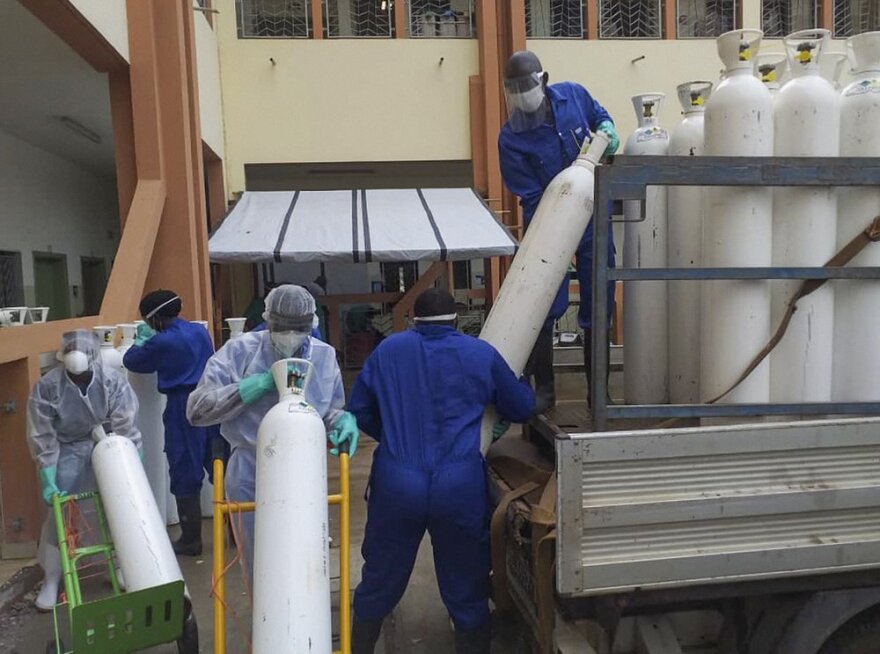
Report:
1,361,600,654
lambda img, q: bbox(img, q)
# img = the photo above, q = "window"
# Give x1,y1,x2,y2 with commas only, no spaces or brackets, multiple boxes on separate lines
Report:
834,0,880,36
762,0,817,37
600,0,662,38
381,263,419,293
236,0,311,38
527,0,585,38
409,0,474,37
677,0,737,37
324,0,393,37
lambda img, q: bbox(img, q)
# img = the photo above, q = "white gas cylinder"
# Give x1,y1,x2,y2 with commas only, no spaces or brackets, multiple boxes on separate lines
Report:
477,132,609,452
771,29,839,404
755,52,788,98
91,429,183,592
833,31,880,402
94,326,123,371
668,81,712,404
623,93,669,404
252,359,331,653
702,29,774,406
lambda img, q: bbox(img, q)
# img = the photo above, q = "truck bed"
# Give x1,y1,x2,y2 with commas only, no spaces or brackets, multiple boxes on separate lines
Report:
552,416,880,598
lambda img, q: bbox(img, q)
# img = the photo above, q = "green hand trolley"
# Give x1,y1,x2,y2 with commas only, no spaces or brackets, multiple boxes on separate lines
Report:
46,491,198,654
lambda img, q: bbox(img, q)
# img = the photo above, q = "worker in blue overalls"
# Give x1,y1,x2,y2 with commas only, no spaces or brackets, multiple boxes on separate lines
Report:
498,50,619,411
123,290,221,556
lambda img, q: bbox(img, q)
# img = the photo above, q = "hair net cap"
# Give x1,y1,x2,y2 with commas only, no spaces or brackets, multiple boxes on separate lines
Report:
139,289,182,319
262,284,316,332
57,329,101,366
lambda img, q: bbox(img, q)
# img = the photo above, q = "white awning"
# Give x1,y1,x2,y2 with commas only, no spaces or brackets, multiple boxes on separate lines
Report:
208,188,517,264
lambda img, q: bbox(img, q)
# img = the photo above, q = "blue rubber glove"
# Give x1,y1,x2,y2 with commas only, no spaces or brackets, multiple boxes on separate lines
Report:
39,466,66,506
596,120,620,158
238,371,275,404
329,412,359,457
134,323,156,347
492,420,511,442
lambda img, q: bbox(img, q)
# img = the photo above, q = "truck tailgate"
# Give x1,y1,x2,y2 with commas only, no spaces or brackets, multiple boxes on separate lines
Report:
556,418,880,597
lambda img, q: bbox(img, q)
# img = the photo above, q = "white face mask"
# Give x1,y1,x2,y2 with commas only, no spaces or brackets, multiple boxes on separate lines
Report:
271,331,309,357
63,351,90,375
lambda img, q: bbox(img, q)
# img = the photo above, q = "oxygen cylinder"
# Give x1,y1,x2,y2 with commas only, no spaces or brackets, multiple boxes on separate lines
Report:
253,359,331,653
668,81,712,404
191,320,214,519
94,326,123,371
771,29,839,404
477,132,609,452
122,321,177,526
833,31,880,402
821,51,849,90
226,317,246,339
702,29,774,406
755,52,788,98
623,93,669,404
91,429,184,592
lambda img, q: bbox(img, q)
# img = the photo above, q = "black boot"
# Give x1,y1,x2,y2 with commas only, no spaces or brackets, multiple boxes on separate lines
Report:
455,623,491,654
351,615,383,654
529,328,556,414
173,496,203,556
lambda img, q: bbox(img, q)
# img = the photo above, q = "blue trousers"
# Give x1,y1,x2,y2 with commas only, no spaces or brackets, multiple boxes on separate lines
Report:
163,390,214,497
353,454,491,632
546,230,616,331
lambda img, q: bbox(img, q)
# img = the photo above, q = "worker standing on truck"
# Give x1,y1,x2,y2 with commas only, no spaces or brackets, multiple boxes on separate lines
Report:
123,289,223,556
348,288,536,654
185,284,358,576
498,49,619,411
27,330,142,610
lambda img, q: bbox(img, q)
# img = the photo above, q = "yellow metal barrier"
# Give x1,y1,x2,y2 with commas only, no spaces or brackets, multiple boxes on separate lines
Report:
212,454,352,654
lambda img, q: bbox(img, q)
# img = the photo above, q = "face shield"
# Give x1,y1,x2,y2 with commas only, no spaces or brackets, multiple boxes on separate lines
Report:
504,71,549,133
57,330,100,376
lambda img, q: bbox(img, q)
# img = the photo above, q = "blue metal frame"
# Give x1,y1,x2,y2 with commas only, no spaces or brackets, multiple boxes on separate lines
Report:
590,155,880,431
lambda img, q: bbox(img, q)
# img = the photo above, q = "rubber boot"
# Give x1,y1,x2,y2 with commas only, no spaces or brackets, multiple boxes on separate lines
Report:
35,544,62,612
351,615,383,654
454,623,491,654
529,328,556,414
173,495,203,556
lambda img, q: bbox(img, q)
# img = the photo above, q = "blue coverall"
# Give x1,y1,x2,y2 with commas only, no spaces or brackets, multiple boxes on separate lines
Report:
123,318,220,496
498,81,616,330
349,325,535,632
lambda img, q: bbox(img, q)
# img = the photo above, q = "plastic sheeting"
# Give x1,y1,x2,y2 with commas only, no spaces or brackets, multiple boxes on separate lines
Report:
208,189,517,264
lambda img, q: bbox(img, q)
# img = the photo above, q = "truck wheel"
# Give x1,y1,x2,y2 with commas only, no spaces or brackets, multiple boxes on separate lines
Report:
819,607,880,654
177,602,199,654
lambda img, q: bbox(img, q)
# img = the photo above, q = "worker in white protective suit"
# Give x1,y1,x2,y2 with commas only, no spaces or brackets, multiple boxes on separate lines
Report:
27,329,141,610
186,285,358,577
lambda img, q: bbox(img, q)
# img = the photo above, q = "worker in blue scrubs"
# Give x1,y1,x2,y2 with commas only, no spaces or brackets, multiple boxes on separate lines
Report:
498,50,619,411
349,289,535,654
123,290,218,556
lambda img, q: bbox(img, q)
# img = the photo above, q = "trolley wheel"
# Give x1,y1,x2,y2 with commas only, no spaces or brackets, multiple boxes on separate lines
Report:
45,638,65,654
177,600,199,654
819,606,880,654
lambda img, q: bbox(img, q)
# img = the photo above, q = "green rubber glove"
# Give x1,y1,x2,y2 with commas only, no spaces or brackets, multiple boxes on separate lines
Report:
596,120,620,158
329,411,359,457
239,371,275,404
39,466,66,506
492,420,511,442
134,323,156,347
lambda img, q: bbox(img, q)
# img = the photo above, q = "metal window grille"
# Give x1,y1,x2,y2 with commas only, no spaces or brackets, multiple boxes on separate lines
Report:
324,0,393,37
236,0,311,38
677,0,737,37
600,0,662,38
762,0,817,37
834,0,880,36
526,0,585,38
409,0,475,37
